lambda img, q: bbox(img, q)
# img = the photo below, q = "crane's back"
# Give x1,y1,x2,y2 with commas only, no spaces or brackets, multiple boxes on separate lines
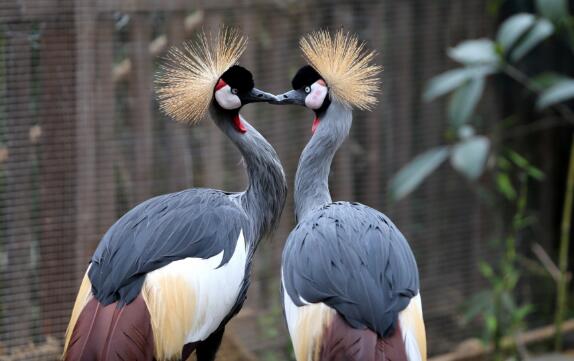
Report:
281,201,425,361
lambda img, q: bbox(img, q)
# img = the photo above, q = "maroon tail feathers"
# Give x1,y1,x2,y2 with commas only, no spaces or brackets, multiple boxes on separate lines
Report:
63,295,155,361
319,313,407,361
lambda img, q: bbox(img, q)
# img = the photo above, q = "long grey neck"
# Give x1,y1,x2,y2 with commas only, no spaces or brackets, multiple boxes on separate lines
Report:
294,101,352,221
210,107,287,245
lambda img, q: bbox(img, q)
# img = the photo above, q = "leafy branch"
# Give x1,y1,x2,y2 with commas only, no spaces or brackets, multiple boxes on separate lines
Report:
389,4,574,201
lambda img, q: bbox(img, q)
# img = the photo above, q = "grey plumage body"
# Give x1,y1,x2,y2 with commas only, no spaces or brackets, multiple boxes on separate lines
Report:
282,100,419,337
90,105,287,326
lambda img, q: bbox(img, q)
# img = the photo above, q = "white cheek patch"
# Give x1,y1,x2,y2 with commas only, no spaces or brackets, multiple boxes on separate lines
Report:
215,85,242,110
305,82,328,109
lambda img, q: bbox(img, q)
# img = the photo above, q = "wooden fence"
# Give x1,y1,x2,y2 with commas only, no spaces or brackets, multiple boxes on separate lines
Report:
0,0,501,358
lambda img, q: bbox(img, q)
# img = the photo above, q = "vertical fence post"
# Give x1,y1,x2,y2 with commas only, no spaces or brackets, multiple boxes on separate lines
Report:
75,0,98,278
129,12,154,201
416,0,443,308
39,17,77,338
362,2,384,211
1,23,34,348
96,13,117,233
165,12,194,191
384,1,414,225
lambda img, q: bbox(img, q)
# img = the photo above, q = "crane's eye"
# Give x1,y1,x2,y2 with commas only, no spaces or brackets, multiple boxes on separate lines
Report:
304,86,311,94
231,88,238,95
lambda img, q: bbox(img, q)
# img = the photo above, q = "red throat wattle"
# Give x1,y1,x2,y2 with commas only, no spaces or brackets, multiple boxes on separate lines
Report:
215,79,227,91
233,114,247,133
312,116,320,134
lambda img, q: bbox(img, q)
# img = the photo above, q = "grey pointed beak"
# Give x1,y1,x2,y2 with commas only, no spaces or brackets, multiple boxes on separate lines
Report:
241,88,278,104
272,89,307,106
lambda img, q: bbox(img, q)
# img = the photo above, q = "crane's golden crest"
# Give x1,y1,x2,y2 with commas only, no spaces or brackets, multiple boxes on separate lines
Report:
300,30,381,110
156,28,247,124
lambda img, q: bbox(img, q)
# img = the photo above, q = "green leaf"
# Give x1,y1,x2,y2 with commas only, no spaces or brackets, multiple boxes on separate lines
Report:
526,166,545,180
450,136,491,180
497,13,536,52
511,18,554,61
508,150,530,168
424,69,471,101
479,262,495,280
448,76,485,127
515,304,533,320
448,39,500,65
536,0,569,22
463,290,493,323
389,147,449,201
531,71,571,89
486,315,498,334
536,79,574,109
508,150,545,180
424,66,496,101
496,173,517,200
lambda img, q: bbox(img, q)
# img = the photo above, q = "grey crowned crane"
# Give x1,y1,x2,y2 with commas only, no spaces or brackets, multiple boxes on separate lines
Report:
275,31,426,361
63,29,287,361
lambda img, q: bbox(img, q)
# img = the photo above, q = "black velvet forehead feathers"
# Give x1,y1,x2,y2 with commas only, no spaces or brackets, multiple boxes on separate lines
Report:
291,65,322,90
220,65,254,92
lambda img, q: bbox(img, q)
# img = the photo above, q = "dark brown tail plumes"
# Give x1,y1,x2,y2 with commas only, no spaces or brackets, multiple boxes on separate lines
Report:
319,313,407,361
63,295,154,361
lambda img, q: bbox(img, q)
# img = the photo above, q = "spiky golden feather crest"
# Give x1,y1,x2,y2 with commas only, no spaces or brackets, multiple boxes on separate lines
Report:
300,30,382,110
156,28,247,124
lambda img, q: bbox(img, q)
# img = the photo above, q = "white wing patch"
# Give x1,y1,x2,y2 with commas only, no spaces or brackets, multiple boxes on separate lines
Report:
142,230,248,360
398,293,427,361
282,271,335,361
282,271,299,338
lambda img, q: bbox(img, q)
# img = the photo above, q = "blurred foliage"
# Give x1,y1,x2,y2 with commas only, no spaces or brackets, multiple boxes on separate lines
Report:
390,3,574,200
389,0,574,357
463,165,538,360
256,280,293,361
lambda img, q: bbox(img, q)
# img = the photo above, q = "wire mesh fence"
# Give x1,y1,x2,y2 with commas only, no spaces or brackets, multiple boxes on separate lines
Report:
0,0,505,358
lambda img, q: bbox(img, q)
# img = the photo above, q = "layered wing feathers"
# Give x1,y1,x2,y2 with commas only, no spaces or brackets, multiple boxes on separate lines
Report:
282,202,419,337
89,188,251,306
